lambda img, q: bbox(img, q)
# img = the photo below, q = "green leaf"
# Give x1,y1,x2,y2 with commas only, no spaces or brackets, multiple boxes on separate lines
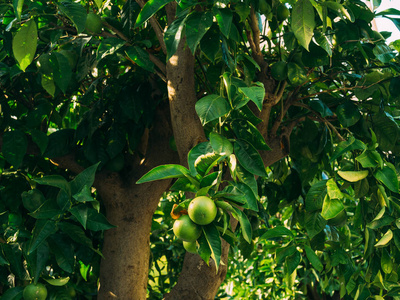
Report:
375,229,393,248
34,175,71,196
324,1,353,22
238,85,265,111
197,234,212,265
276,244,296,265
231,206,252,243
97,38,126,60
135,0,173,27
58,222,93,249
13,0,24,21
336,102,360,127
31,243,49,285
188,142,213,176
86,208,115,231
2,129,28,167
0,287,24,300
231,119,270,151
73,185,95,203
94,0,102,8
313,31,332,56
292,0,315,51
287,62,308,85
230,182,258,211
195,94,231,125
44,277,70,286
305,212,327,238
12,19,37,72
356,150,383,169
214,8,232,38
164,15,186,60
326,179,343,199
304,245,323,272
49,235,74,273
203,223,221,271
330,137,366,162
29,199,62,220
381,248,393,274
235,164,258,198
374,166,399,193
194,152,222,177
209,132,233,156
28,219,57,254
52,52,72,94
70,162,100,195
31,130,48,155
185,11,213,54
234,140,267,177
137,164,190,183
338,170,369,182
372,111,399,152
69,204,88,229
22,189,46,214
58,2,87,33
321,196,344,220
260,226,294,240
373,43,396,63
305,180,327,212
126,46,154,72
286,250,301,275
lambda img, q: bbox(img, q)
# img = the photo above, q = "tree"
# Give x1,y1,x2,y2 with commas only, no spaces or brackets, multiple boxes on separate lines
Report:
0,0,399,298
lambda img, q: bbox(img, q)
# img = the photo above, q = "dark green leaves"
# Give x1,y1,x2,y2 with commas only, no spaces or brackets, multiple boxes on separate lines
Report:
292,0,315,51
336,102,360,127
12,19,37,71
136,164,190,183
2,130,27,167
374,167,399,193
135,0,173,27
195,95,230,125
203,223,221,271
234,140,267,177
126,46,154,72
185,11,213,54
58,2,87,33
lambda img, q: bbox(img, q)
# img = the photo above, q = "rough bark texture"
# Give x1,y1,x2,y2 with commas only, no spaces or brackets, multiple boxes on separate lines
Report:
164,240,231,300
167,43,206,164
97,105,178,299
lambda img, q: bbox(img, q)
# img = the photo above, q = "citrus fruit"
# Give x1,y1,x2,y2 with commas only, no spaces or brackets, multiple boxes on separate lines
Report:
8,213,22,226
173,215,201,242
23,283,48,300
259,0,271,15
188,196,217,225
270,61,288,81
85,12,102,34
183,240,197,254
277,4,289,21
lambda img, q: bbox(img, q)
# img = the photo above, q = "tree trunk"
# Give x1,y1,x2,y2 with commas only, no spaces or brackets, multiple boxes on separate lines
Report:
97,105,177,299
97,178,171,299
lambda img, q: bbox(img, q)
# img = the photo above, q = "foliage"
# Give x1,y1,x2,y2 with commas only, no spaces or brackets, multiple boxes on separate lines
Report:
0,0,400,298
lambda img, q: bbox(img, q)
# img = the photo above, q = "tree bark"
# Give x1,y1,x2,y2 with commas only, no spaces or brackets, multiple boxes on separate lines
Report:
97,105,178,299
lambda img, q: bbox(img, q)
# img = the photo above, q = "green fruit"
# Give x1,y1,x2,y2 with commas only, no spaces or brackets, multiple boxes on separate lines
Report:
271,61,288,81
188,196,217,225
259,0,271,15
85,12,102,34
277,4,289,21
8,213,22,226
23,283,48,300
183,240,197,254
173,215,201,242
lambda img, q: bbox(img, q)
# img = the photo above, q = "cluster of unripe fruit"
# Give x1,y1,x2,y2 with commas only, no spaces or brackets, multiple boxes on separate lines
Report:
173,196,217,253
